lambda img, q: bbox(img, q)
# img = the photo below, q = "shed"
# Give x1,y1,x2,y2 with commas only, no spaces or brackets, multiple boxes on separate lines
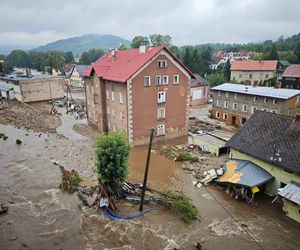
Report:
0,83,15,100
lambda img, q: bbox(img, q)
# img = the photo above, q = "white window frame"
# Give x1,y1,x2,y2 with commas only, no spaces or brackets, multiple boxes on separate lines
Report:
242,104,248,112
225,92,229,97
218,91,221,96
108,122,111,129
111,91,115,101
223,113,228,120
112,124,116,132
157,91,166,103
112,108,115,117
155,75,161,85
234,93,238,99
162,75,169,85
233,103,238,110
107,106,110,114
224,101,229,109
252,106,257,114
264,98,268,103
157,124,165,136
119,92,124,104
144,76,151,87
173,75,179,84
217,100,221,107
120,111,125,120
262,108,268,112
216,111,220,118
254,96,258,102
273,99,278,105
106,90,109,99
157,108,166,120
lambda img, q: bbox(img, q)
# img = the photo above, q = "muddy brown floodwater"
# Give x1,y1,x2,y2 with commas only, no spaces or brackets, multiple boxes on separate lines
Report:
1,115,300,250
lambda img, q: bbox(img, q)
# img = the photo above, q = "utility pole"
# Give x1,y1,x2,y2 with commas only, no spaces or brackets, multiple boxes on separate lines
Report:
139,128,155,211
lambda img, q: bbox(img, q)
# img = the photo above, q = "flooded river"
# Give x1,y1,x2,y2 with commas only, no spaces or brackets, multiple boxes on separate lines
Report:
1,118,300,249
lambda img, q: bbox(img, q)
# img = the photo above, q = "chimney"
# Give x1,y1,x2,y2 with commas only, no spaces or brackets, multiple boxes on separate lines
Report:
111,49,117,61
26,69,32,78
139,45,147,53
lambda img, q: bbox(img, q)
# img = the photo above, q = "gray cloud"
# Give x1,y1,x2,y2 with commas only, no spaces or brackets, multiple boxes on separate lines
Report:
0,0,299,47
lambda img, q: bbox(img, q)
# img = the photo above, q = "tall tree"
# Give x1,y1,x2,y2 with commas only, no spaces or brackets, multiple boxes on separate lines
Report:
28,51,47,71
183,46,192,70
222,59,231,81
6,50,30,67
79,48,104,64
45,51,65,68
118,44,128,50
149,34,172,47
294,41,300,63
131,36,150,48
267,43,279,60
64,51,75,63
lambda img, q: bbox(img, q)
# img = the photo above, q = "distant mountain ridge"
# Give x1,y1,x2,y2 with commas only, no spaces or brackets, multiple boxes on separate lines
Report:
31,34,131,55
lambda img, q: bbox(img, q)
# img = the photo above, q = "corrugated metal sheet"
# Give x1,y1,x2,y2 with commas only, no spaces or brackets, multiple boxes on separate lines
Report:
0,83,13,92
215,159,274,188
278,182,300,205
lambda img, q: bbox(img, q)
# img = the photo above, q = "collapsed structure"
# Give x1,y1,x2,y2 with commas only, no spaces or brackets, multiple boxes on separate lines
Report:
83,46,194,144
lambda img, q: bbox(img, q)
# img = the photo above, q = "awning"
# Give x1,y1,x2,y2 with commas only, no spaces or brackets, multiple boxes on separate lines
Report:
215,159,274,188
278,182,300,205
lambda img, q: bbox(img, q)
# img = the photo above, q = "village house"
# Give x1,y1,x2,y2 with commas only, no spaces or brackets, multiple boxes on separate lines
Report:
69,65,89,87
189,74,210,106
230,60,278,85
209,56,226,70
0,73,65,102
211,83,300,127
281,64,300,89
227,111,300,222
83,46,194,145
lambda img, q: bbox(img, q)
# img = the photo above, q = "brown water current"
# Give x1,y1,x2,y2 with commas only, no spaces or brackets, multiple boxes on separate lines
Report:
1,121,300,250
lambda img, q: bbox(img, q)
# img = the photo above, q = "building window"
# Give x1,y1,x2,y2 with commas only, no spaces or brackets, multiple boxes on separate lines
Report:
265,74,269,79
157,108,165,120
144,76,151,87
288,110,293,116
225,92,229,97
239,74,242,78
158,60,167,68
119,92,124,104
223,113,228,120
112,108,115,117
107,106,110,114
264,98,268,103
262,108,268,112
254,96,258,102
106,90,109,99
233,103,238,110
249,74,252,79
155,76,161,86
157,91,166,103
120,112,125,120
252,106,257,113
173,75,179,84
224,101,229,108
242,104,248,112
272,110,277,114
157,124,165,136
111,91,115,101
112,124,116,132
108,122,111,129
216,111,220,118
234,93,238,99
217,100,221,107
162,75,169,85
273,99,278,105
218,91,221,96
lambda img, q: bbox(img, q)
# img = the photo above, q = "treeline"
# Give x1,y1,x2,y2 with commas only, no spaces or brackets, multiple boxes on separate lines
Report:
0,48,105,74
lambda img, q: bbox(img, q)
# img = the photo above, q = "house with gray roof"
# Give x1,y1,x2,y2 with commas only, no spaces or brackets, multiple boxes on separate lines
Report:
211,83,300,127
227,111,300,222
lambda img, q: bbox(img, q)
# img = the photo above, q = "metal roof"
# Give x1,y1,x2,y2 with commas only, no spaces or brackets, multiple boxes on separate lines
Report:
1,75,63,82
215,159,274,188
207,130,233,142
0,83,13,91
191,133,227,148
278,182,300,205
211,83,300,99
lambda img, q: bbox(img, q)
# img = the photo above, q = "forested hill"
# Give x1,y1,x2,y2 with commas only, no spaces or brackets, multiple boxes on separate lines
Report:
32,34,131,55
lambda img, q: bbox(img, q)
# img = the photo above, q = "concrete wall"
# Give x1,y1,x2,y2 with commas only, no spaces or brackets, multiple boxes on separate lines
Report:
231,70,276,85
190,85,209,106
282,199,300,223
230,149,300,196
18,78,64,102
130,52,190,145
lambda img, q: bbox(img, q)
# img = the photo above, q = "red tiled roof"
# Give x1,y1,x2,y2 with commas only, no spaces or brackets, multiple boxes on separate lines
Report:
282,64,300,77
83,46,194,82
231,60,278,71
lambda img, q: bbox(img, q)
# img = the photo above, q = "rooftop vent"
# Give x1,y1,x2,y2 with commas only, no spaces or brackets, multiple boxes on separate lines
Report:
139,45,147,53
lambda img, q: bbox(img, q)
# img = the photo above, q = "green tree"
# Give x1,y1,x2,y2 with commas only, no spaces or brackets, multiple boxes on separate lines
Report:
45,51,65,68
95,131,131,194
294,41,300,63
131,36,150,48
79,48,104,64
183,46,192,70
149,34,172,47
169,45,181,59
118,44,128,50
266,43,279,60
198,45,212,75
6,50,30,67
222,59,231,81
64,51,75,63
205,73,227,87
28,51,47,71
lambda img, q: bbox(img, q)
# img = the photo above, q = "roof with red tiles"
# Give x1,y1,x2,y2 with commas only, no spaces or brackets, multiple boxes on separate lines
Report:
83,46,194,82
231,60,278,71
282,64,300,78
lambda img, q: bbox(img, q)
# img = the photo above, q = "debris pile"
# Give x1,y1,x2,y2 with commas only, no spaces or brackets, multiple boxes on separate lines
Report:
189,117,221,133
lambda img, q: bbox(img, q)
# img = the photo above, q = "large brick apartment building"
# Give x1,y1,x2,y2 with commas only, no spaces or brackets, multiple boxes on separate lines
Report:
211,83,300,127
83,46,194,145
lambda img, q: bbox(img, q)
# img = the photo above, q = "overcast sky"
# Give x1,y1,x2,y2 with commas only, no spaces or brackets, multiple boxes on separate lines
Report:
0,0,299,48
